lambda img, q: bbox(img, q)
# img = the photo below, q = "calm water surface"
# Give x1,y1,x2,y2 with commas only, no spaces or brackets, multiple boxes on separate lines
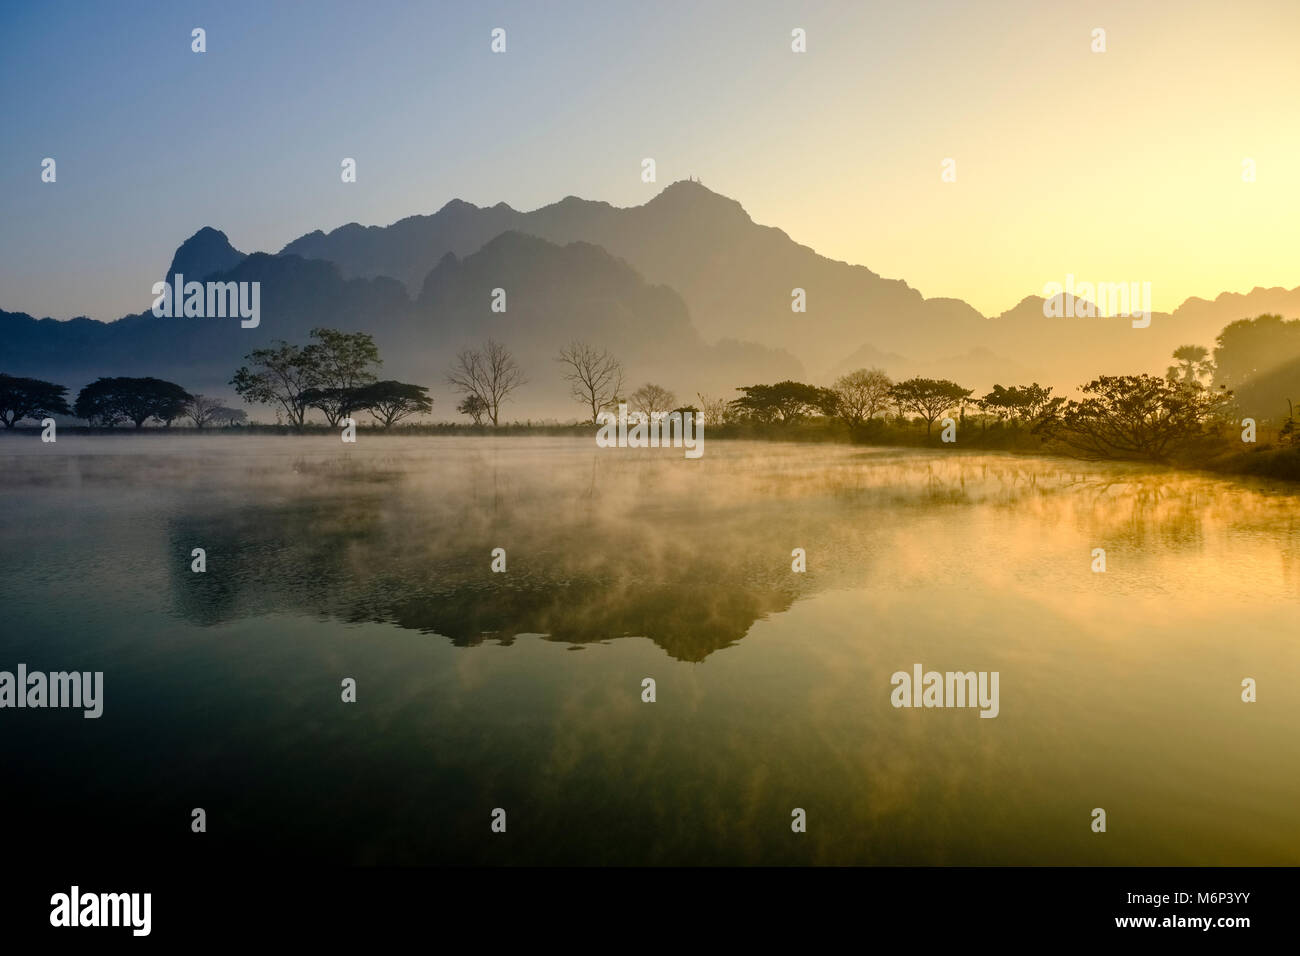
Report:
2,434,1298,864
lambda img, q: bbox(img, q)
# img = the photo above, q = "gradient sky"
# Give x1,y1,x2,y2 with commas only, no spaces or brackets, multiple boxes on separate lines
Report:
2,0,1298,322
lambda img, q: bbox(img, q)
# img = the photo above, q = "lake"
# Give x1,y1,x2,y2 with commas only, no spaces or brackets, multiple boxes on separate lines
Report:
2,434,1298,865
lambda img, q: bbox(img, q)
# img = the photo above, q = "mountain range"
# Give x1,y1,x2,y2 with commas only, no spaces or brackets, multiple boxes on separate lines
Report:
4,180,1299,421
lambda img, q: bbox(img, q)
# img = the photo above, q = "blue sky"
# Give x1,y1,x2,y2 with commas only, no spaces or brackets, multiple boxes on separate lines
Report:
3,0,1298,321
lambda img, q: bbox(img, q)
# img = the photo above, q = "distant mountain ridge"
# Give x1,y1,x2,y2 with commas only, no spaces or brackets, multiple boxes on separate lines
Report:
277,181,979,374
273,180,1300,389
165,227,246,282
3,181,1299,421
1,226,802,419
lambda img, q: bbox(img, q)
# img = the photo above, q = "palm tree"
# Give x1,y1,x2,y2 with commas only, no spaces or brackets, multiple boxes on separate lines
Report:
1166,345,1214,386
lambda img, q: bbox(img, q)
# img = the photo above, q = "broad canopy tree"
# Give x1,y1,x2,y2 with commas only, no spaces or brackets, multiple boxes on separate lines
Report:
729,381,836,424
975,383,1056,425
300,386,361,426
1035,374,1232,461
74,377,193,428
351,380,433,428
831,368,893,427
1212,314,1300,390
0,374,72,428
230,340,319,427
232,328,429,428
888,378,973,434
302,327,382,425
230,328,381,426
1211,315,1300,420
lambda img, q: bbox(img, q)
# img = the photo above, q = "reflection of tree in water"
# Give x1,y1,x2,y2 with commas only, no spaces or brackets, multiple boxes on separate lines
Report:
372,579,793,662
1038,468,1300,569
1060,477,1207,552
167,487,811,661
164,443,1300,655
167,495,387,626
1276,513,1300,595
1123,481,1208,551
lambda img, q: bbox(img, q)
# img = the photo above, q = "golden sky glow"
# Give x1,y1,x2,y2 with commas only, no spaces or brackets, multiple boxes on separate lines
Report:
3,0,1297,320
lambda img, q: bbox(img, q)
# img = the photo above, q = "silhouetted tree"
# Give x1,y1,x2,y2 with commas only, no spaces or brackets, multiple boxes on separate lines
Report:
729,381,835,424
304,328,381,425
74,377,193,429
447,338,525,426
351,380,433,428
300,386,361,426
209,407,247,427
1212,315,1300,420
231,341,320,427
185,394,223,428
631,383,676,418
975,383,1056,426
1035,374,1232,461
1167,344,1214,385
695,392,730,426
1281,400,1298,446
888,378,972,434
0,374,71,428
1213,315,1300,389
456,394,489,425
832,368,893,426
556,341,623,423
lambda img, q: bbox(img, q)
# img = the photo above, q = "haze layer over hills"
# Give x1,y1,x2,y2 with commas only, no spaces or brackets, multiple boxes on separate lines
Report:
4,181,1298,420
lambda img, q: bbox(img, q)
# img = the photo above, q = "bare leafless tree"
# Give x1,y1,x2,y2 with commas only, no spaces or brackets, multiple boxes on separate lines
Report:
695,392,730,426
631,382,676,418
556,341,624,423
447,338,526,426
832,368,894,426
185,394,224,429
209,406,247,427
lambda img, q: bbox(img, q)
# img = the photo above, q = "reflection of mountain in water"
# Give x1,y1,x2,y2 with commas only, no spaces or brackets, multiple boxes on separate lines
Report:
157,440,1299,659
166,452,815,661
169,509,801,660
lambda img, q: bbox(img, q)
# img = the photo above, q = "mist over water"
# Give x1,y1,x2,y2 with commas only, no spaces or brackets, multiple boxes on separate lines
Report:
2,434,1298,864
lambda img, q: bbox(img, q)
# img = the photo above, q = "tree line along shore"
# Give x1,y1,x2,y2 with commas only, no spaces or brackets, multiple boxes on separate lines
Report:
2,316,1298,481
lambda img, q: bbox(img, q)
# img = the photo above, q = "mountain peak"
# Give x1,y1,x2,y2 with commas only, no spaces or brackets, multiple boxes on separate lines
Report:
165,227,245,281
435,198,486,216
645,179,751,223
653,178,727,199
